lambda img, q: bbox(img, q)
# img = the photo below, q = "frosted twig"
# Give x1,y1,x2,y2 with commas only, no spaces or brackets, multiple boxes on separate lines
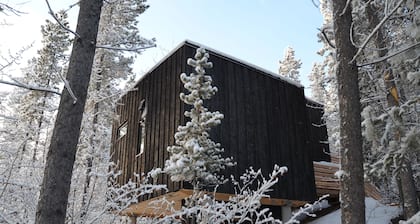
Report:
65,1,80,12
311,0,320,8
45,0,81,39
59,72,78,104
358,42,420,67
96,43,156,52
285,195,330,224
350,0,405,63
339,0,352,16
0,79,61,95
0,138,29,201
0,3,25,16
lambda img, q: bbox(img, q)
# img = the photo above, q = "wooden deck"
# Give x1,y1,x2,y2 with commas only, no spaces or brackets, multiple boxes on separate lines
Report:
313,161,382,200
120,189,308,217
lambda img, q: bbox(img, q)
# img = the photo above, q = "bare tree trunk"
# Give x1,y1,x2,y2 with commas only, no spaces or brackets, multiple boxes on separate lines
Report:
35,1,103,223
331,1,366,224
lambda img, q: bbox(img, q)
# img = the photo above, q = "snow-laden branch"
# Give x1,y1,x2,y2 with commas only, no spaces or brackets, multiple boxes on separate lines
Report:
284,195,330,224
400,211,420,224
45,0,81,39
350,0,405,63
358,41,420,67
96,43,156,52
0,79,61,95
0,3,25,16
58,72,77,104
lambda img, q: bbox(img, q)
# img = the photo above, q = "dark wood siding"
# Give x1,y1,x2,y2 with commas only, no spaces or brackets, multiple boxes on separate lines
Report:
111,42,320,202
306,99,330,162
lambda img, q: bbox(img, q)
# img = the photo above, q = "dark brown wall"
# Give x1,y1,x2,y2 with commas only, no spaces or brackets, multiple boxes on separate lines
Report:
111,42,318,202
305,99,331,162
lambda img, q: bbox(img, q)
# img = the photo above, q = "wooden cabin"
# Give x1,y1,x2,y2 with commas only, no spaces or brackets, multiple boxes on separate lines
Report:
110,40,332,219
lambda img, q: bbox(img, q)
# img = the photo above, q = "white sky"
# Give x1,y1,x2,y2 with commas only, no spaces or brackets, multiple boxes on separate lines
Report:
1,0,324,95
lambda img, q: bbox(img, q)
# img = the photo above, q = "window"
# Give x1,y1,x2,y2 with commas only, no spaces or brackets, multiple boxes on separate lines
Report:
137,99,147,157
117,122,128,139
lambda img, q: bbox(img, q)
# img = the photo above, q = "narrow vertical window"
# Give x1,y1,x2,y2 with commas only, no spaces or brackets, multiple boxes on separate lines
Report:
137,99,147,156
118,121,128,139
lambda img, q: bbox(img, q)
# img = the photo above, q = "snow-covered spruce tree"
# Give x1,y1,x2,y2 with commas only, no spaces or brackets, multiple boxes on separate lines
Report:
278,46,302,83
308,62,326,103
164,48,235,190
316,0,340,153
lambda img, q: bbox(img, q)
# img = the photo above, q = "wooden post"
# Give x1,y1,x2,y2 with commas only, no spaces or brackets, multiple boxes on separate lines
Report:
129,216,137,224
281,205,292,222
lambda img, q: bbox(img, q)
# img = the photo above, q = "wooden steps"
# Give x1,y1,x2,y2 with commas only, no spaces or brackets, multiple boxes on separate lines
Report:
313,161,382,200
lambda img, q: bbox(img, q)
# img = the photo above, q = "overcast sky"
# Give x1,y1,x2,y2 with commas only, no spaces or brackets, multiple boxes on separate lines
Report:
1,0,324,94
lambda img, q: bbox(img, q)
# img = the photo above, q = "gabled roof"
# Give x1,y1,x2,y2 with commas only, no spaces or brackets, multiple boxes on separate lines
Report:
134,39,303,88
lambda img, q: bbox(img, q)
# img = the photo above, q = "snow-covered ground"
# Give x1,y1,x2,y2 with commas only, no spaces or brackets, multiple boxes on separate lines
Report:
308,197,401,224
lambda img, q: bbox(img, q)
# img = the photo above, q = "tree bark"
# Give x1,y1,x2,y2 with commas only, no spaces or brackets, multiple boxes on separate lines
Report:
35,1,103,223
331,1,366,224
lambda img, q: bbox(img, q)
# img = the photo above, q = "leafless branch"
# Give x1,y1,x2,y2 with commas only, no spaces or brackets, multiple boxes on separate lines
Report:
0,79,61,95
0,138,29,200
96,43,157,52
65,1,80,12
45,0,81,39
358,42,420,67
0,115,17,121
339,0,352,16
58,72,77,104
0,3,25,16
318,28,335,49
350,0,405,63
311,0,320,8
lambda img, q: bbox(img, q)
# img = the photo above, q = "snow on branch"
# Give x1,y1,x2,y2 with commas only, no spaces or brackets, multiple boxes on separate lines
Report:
284,194,330,224
45,0,80,39
58,72,77,104
0,3,25,16
350,0,405,63
358,41,420,67
96,43,156,52
400,211,420,224
152,165,288,223
0,79,61,95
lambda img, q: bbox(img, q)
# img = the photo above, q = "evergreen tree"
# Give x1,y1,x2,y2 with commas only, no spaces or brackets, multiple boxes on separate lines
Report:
0,10,70,223
164,48,235,189
278,46,302,83
308,62,326,103
317,0,340,153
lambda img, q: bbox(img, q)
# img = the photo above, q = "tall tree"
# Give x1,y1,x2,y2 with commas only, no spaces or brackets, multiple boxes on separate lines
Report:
331,1,366,224
0,10,70,223
70,0,153,222
35,1,103,223
278,46,302,83
308,62,326,103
